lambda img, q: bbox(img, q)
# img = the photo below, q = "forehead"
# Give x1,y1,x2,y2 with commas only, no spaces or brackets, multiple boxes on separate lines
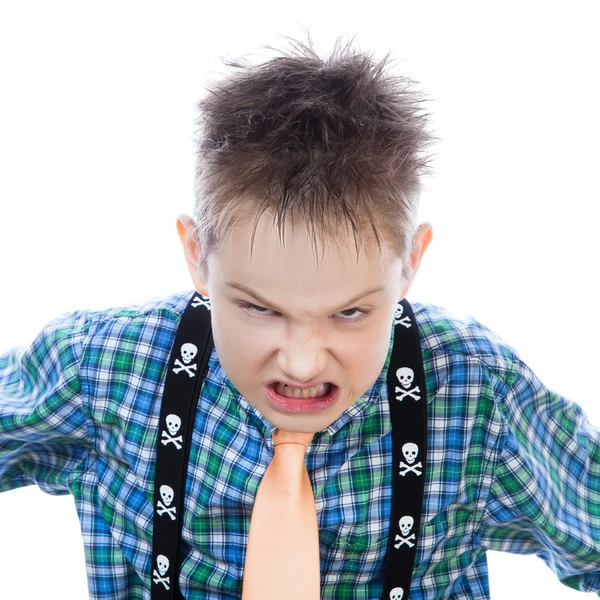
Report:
213,210,395,283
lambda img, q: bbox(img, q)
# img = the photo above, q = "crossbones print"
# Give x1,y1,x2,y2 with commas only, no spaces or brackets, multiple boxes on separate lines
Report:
399,461,422,477
153,569,170,590
173,359,197,377
157,500,177,520
191,294,211,310
395,385,421,401
393,304,412,329
161,429,183,449
153,555,171,590
394,533,416,548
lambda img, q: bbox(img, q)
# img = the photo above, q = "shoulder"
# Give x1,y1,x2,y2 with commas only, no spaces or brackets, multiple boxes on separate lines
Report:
409,300,518,386
75,289,197,359
86,289,194,331
22,290,196,363
52,290,200,403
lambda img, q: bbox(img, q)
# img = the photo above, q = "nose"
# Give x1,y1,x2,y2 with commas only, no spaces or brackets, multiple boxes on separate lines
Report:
275,328,327,384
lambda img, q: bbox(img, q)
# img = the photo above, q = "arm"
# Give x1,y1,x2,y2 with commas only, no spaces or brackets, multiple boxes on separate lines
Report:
481,353,600,594
0,309,92,496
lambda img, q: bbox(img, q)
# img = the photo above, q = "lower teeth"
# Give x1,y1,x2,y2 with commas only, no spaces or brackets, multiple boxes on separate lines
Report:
275,383,331,399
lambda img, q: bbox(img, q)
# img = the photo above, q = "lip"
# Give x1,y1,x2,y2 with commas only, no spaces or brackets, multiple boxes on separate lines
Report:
265,382,340,413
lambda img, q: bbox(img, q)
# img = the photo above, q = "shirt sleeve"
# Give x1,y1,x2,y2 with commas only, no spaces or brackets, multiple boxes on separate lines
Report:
0,309,92,496
481,352,600,594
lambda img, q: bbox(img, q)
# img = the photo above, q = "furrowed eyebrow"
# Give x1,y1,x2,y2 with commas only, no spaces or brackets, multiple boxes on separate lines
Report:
225,281,385,314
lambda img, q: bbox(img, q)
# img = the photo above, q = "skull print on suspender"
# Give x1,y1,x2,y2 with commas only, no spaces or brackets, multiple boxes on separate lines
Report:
161,414,183,449
169,296,211,379
389,587,405,600
393,303,412,329
394,516,416,549
172,343,198,377
399,443,422,477
153,555,171,590
157,485,177,521
395,367,421,402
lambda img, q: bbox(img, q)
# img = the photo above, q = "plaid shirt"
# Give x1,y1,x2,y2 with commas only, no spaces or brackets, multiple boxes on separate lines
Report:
1,289,599,599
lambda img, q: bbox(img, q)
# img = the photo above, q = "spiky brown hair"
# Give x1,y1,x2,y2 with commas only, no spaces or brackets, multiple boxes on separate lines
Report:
191,31,436,281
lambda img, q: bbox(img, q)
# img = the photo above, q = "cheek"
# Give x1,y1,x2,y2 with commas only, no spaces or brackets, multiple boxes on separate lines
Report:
346,323,395,384
344,339,389,385
210,310,268,376
331,326,393,400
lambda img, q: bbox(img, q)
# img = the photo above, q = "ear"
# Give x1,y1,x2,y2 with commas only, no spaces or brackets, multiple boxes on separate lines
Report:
176,214,209,296
408,222,433,275
398,223,433,300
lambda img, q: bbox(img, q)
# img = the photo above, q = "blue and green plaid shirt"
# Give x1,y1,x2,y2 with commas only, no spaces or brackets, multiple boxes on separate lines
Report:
1,289,599,599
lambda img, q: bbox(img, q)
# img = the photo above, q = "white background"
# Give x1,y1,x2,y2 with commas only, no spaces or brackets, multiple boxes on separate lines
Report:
1,1,599,598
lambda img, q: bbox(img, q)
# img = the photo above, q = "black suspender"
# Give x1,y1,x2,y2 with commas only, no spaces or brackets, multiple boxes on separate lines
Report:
381,298,428,599
150,293,214,599
150,292,428,599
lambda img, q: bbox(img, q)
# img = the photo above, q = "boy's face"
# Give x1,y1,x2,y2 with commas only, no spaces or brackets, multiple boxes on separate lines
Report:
177,211,432,434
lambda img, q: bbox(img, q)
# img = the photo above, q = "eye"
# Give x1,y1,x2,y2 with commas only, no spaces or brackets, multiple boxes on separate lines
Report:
337,307,370,321
236,301,372,323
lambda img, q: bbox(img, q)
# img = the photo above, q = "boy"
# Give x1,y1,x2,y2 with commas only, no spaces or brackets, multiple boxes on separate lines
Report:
1,35,599,600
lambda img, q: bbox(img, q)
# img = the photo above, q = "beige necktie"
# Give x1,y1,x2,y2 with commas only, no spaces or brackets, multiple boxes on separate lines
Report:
241,428,321,599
